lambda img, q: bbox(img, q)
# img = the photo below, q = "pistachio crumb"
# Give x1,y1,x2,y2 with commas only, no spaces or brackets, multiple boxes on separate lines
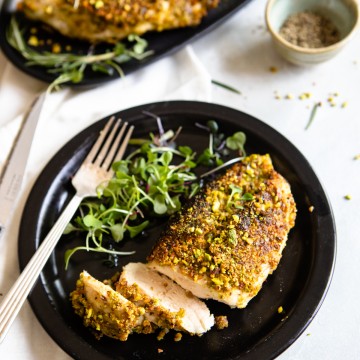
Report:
353,154,360,160
215,315,229,330
28,35,39,47
344,194,352,200
52,43,62,53
45,5,53,14
174,333,182,342
95,0,104,8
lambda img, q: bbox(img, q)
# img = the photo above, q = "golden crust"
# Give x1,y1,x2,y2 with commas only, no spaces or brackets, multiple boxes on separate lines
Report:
147,154,297,307
19,0,220,43
75,0,220,27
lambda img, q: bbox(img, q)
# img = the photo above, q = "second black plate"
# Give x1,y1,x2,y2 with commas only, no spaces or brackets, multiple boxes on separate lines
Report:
19,101,336,360
0,0,251,86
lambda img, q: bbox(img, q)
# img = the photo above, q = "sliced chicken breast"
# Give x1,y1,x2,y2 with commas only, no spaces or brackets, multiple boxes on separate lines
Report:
70,270,155,341
147,154,297,308
116,262,214,335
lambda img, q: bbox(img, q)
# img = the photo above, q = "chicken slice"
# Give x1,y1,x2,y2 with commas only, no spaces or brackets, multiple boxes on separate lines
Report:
147,154,297,308
18,0,220,43
116,262,214,335
70,271,155,341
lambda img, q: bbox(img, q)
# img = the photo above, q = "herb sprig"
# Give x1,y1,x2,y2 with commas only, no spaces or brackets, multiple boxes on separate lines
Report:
64,118,247,268
7,16,153,91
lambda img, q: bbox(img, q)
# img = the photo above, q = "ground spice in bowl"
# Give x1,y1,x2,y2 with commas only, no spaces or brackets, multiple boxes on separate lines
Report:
279,11,340,48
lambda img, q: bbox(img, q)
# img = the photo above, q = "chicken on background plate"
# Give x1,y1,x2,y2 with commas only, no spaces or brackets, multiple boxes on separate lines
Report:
18,0,221,43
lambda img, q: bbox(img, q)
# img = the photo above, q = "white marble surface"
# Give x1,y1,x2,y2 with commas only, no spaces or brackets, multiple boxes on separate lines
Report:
0,0,359,358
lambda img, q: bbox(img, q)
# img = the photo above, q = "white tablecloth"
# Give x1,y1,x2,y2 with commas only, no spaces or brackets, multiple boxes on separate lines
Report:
1,0,360,359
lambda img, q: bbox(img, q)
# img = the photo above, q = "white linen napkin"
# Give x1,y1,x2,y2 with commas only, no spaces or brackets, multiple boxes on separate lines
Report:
0,45,212,175
0,45,212,359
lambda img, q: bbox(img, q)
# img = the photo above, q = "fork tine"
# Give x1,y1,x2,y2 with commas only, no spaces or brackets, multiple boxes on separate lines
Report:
93,118,122,167
101,122,134,170
113,125,134,162
83,116,116,164
103,123,134,169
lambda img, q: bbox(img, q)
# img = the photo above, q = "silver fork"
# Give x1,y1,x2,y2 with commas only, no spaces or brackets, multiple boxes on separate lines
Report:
0,117,134,343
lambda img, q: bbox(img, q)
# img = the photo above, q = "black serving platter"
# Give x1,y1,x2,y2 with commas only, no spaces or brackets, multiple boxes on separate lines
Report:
0,0,252,86
18,101,336,360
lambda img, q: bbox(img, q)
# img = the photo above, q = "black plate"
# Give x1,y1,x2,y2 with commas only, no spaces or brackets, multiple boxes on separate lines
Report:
19,101,336,360
0,0,251,86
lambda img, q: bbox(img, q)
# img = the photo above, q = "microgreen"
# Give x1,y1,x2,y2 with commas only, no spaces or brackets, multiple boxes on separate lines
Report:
64,117,248,268
226,132,247,156
196,120,228,167
227,184,254,209
7,16,153,91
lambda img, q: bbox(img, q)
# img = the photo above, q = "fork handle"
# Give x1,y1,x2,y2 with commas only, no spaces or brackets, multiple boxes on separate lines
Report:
0,193,83,343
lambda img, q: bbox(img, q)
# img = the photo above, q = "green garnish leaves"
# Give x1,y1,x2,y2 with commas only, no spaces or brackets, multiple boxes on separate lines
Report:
83,214,103,228
207,120,219,134
227,184,254,208
226,132,247,156
109,223,125,242
126,221,150,238
242,193,254,201
153,194,169,214
7,16,153,91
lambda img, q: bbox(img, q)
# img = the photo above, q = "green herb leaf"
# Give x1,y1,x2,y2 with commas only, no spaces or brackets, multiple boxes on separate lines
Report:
207,120,219,134
83,214,103,228
305,102,321,130
226,132,247,154
211,79,242,95
241,193,254,201
153,194,168,214
126,221,150,238
110,223,125,242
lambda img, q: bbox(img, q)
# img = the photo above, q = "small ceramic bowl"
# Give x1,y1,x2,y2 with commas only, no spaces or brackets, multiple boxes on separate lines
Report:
265,0,359,66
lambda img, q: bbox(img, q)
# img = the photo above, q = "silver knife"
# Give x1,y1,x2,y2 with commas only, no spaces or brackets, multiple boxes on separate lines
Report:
0,92,47,238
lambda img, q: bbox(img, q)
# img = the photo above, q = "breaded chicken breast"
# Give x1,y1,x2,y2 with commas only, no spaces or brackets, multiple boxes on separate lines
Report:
147,154,296,308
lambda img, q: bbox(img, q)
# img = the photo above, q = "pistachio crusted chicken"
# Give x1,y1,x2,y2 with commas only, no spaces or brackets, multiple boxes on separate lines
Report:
18,0,220,43
71,154,296,341
148,154,297,308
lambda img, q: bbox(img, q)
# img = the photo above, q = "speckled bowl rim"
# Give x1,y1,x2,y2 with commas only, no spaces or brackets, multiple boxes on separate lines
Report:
265,0,360,55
